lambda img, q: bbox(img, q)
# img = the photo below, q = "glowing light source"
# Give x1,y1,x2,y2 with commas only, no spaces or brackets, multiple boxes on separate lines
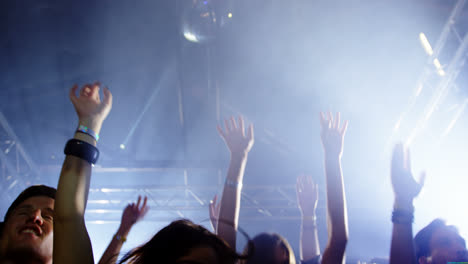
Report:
183,31,199,43
119,144,125,150
433,58,446,76
228,12,232,18
419,32,434,56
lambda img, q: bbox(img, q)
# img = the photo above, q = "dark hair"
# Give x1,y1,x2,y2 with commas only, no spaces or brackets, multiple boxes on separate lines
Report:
414,218,451,260
4,185,56,222
119,219,241,264
241,233,295,264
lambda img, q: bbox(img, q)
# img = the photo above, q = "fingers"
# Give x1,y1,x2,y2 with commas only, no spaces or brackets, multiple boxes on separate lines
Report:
327,112,333,128
296,176,302,192
224,119,230,132
142,196,148,210
238,116,245,137
92,82,101,101
319,112,333,129
319,112,326,128
216,125,226,139
218,116,253,139
79,84,91,97
230,116,237,130
136,196,141,208
69,84,79,101
391,143,405,173
334,112,340,129
70,82,112,106
102,86,113,108
141,196,149,217
405,148,412,171
341,120,349,135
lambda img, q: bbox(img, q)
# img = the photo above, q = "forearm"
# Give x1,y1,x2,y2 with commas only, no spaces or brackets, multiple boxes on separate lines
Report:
98,226,131,264
217,153,248,249
55,132,96,219
54,128,100,264
389,199,416,264
324,156,348,239
300,215,320,261
322,155,348,264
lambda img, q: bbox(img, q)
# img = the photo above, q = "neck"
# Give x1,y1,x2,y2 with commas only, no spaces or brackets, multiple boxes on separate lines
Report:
2,248,50,264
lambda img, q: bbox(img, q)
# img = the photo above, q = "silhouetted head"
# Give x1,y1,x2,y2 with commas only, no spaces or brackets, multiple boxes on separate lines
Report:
415,219,468,264
241,233,295,264
119,219,240,264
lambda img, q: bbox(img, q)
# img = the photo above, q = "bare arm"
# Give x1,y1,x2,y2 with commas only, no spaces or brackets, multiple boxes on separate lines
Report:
209,195,220,232
319,112,349,264
389,144,425,264
216,116,254,249
98,196,148,264
54,83,112,264
297,175,320,262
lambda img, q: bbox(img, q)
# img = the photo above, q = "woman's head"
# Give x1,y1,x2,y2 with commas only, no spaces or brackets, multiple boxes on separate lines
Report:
119,219,239,264
242,233,295,264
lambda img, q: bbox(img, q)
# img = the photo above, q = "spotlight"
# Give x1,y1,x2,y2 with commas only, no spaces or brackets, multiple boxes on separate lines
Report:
419,32,434,56
120,144,126,150
433,58,445,76
183,31,199,43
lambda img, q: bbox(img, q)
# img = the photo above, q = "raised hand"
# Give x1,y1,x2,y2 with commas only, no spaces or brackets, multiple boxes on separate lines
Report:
217,116,254,156
319,112,348,158
391,144,425,205
69,82,113,133
120,196,149,232
209,194,220,232
296,175,319,217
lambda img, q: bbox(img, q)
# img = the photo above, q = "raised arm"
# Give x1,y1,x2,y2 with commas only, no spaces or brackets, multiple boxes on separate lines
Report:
209,194,220,232
98,196,148,264
319,112,348,264
297,175,321,263
216,116,254,249
54,83,112,264
389,144,425,264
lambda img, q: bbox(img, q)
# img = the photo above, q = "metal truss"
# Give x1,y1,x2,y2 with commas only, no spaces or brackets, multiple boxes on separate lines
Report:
389,0,468,146
0,112,39,200
35,164,311,224
84,183,306,224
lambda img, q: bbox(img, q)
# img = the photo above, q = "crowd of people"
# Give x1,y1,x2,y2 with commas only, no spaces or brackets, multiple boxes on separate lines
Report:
0,82,466,264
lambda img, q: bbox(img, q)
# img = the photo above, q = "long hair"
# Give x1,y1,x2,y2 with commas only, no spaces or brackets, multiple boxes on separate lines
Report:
241,233,295,264
119,219,241,264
